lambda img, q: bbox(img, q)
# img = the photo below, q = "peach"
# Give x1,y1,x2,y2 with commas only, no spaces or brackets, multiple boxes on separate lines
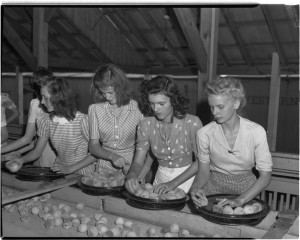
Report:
31,206,40,215
20,215,30,223
87,226,99,237
54,218,63,226
94,213,102,221
169,223,180,233
62,221,72,229
115,217,125,225
127,231,138,237
75,202,85,211
223,205,234,215
72,218,80,228
77,223,88,233
45,219,55,229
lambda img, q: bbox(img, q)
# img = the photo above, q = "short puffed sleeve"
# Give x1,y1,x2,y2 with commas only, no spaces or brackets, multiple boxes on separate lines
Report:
136,118,152,152
36,113,50,138
196,127,211,163
254,125,273,172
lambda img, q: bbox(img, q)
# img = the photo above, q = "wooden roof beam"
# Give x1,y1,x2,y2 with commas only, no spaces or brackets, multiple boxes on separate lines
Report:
165,8,188,47
56,9,112,63
137,8,187,68
114,9,165,67
102,13,148,66
221,8,253,66
261,5,287,66
44,7,57,22
3,18,37,70
173,8,207,72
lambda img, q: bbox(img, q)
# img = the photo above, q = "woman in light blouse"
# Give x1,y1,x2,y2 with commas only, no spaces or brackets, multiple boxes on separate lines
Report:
125,75,203,194
88,64,144,177
2,67,56,167
6,77,95,175
191,77,273,208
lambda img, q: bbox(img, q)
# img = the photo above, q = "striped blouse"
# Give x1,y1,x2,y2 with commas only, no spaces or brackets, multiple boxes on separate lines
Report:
37,112,95,175
88,99,144,172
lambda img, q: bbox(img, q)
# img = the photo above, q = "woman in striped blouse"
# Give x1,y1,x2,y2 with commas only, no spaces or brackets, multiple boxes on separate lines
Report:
88,64,144,178
6,77,95,175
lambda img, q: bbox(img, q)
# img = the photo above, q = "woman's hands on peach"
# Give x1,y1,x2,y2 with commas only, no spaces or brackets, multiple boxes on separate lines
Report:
153,181,176,194
125,176,139,194
190,188,208,207
112,156,126,169
51,164,72,174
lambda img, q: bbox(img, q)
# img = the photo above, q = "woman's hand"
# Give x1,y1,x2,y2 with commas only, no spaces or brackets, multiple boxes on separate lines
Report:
4,151,21,161
122,164,130,175
5,157,24,172
217,198,245,208
51,164,72,174
190,188,208,207
125,176,139,195
153,181,176,195
112,156,126,169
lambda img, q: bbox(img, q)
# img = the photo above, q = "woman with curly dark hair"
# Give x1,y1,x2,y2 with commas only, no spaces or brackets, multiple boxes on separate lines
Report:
2,67,56,167
6,77,95,175
125,75,203,194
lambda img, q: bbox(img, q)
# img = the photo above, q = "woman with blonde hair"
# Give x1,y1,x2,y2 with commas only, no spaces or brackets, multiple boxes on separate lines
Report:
191,77,272,208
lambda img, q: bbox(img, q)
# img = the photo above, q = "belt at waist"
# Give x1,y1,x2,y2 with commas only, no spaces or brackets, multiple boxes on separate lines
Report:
158,158,193,168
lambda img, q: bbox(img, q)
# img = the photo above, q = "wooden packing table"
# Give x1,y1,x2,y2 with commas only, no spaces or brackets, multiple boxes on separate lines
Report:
1,171,299,238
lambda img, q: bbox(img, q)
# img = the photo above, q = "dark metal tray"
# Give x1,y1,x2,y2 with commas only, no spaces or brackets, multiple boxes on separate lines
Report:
123,190,190,210
193,194,270,226
77,179,124,196
15,166,66,182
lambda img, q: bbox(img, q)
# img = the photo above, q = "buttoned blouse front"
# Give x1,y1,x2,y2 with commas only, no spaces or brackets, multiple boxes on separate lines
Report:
196,116,272,174
136,114,202,168
88,99,144,164
37,112,94,175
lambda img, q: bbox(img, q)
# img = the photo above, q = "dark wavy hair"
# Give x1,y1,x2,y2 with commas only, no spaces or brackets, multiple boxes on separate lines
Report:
138,75,189,119
30,67,53,100
41,77,78,121
91,63,132,106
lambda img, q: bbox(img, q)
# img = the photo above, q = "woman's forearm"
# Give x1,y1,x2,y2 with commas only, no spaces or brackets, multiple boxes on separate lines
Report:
190,162,210,191
171,161,198,187
237,171,272,204
68,154,97,173
89,142,121,162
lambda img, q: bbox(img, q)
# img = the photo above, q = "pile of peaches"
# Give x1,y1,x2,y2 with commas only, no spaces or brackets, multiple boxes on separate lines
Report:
133,183,186,201
81,170,125,188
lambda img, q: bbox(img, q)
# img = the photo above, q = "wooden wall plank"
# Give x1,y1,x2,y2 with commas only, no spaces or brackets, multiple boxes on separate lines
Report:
16,67,24,124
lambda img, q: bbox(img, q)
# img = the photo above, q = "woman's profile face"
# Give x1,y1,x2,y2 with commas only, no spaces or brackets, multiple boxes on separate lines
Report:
99,86,117,105
208,93,239,124
148,93,173,123
41,86,54,112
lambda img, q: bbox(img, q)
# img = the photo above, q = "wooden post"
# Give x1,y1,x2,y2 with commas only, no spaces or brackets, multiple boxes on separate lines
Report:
267,52,281,151
33,8,48,68
197,8,219,107
16,66,24,124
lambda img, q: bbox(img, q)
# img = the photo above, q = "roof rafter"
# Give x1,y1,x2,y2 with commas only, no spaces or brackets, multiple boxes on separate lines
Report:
56,9,112,63
137,8,187,68
173,8,207,72
221,8,253,66
3,18,37,70
114,9,165,67
261,5,287,66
